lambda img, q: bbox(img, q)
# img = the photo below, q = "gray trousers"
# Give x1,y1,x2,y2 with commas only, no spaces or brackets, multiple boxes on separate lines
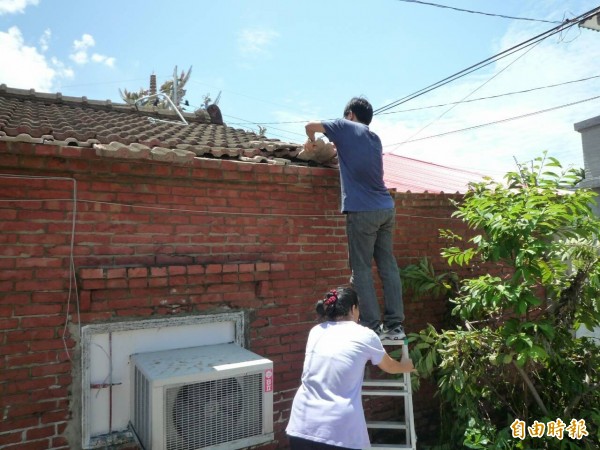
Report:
346,208,404,330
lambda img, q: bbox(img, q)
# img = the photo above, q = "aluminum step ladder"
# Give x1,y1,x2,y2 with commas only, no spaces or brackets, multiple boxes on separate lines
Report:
362,338,417,450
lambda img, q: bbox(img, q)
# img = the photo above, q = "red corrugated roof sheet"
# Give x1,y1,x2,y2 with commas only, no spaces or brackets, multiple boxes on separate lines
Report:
383,153,485,194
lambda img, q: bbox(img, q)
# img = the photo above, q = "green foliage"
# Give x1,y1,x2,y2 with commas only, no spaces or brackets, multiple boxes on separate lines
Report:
410,154,600,449
401,257,459,301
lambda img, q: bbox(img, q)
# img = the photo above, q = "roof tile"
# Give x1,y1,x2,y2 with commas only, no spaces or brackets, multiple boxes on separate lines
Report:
2,84,478,189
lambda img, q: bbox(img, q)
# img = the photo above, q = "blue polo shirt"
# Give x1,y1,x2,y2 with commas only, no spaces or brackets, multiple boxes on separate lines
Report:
322,118,393,212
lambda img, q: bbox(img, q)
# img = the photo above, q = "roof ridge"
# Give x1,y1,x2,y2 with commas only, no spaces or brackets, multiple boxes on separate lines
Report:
0,84,211,124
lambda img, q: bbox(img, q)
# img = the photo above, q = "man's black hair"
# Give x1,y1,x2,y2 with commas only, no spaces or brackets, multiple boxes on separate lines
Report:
343,97,373,125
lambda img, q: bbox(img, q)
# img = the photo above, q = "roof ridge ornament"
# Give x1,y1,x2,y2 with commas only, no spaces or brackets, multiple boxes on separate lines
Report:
134,93,188,126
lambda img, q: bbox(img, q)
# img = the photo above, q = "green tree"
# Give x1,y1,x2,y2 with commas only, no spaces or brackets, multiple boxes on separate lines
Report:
411,154,600,449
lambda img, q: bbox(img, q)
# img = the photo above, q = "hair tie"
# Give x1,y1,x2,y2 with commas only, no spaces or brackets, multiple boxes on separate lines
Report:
324,289,338,306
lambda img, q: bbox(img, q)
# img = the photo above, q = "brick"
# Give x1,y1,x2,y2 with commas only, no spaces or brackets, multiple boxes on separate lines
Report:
0,432,21,446
105,268,127,279
256,262,270,272
2,439,51,450
80,279,106,290
187,264,205,275
30,362,71,377
106,278,128,289
205,264,222,274
150,267,168,277
79,267,106,280
14,304,62,316
236,263,253,273
148,277,168,287
15,280,64,291
222,273,239,284
21,316,65,328
127,267,147,278
0,319,19,330
168,265,186,276
25,426,54,441
222,264,238,273
271,263,285,271
0,416,38,434
7,351,57,368
6,329,54,342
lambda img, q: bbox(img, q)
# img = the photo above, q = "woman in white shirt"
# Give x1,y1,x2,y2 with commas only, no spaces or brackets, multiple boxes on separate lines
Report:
286,286,414,450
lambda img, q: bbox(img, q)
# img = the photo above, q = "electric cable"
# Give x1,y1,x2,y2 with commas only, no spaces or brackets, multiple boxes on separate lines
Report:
392,39,542,150
373,6,600,115
379,74,600,115
0,196,464,221
394,0,563,24
0,174,80,361
222,74,600,126
383,93,600,147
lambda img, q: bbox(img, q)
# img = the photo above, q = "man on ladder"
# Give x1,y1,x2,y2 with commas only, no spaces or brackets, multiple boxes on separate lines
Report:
304,96,406,341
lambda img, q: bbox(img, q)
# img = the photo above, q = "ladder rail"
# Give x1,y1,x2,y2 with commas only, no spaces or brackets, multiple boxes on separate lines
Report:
363,339,417,450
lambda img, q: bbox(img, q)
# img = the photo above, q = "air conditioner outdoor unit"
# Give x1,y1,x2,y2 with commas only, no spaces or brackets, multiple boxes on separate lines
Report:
130,344,274,450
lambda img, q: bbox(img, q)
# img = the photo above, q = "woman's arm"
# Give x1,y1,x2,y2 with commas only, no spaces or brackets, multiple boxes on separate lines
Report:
377,353,415,374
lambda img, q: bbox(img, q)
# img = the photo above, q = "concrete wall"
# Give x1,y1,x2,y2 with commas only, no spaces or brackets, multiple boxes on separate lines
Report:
574,115,600,340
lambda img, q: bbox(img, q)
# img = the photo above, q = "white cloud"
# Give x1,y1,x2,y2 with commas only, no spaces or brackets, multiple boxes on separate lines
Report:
39,28,50,52
69,33,115,67
0,0,39,15
50,56,74,79
69,33,93,64
73,33,95,50
0,26,72,91
69,49,88,64
91,53,115,67
238,28,279,58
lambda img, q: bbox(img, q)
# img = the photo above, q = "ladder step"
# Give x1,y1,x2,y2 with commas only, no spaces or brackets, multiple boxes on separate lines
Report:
380,339,407,346
361,389,409,396
367,420,408,430
368,445,414,449
363,379,407,388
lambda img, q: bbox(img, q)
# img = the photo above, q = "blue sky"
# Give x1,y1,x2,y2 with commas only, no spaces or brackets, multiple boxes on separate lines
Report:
1,0,600,178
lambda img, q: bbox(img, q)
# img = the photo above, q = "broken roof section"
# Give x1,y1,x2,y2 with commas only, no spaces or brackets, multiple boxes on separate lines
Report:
383,153,485,193
0,84,336,167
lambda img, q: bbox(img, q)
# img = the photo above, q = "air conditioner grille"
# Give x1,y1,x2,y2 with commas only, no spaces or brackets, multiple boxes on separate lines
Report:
133,365,151,446
166,373,263,450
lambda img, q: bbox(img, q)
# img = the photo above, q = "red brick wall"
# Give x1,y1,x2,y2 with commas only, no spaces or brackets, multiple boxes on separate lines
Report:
0,141,465,449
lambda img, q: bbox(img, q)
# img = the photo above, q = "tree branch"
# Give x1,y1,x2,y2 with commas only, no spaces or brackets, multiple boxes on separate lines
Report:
564,382,600,417
512,361,549,416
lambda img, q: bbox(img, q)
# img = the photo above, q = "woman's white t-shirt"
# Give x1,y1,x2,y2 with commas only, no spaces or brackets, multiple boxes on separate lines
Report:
286,321,386,449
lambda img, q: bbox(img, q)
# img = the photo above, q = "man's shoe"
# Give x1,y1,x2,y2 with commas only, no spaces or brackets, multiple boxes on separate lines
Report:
380,325,406,341
374,323,386,340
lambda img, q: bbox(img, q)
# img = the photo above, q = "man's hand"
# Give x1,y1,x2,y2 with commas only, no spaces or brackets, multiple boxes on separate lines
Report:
304,138,317,151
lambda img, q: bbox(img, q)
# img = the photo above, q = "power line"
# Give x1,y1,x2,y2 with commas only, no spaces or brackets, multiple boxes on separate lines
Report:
0,196,463,221
379,75,600,115
373,6,600,115
392,40,542,150
395,0,562,24
383,94,600,147
222,74,600,126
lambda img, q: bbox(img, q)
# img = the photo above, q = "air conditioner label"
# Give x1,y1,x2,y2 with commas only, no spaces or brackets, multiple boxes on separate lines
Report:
264,368,273,392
